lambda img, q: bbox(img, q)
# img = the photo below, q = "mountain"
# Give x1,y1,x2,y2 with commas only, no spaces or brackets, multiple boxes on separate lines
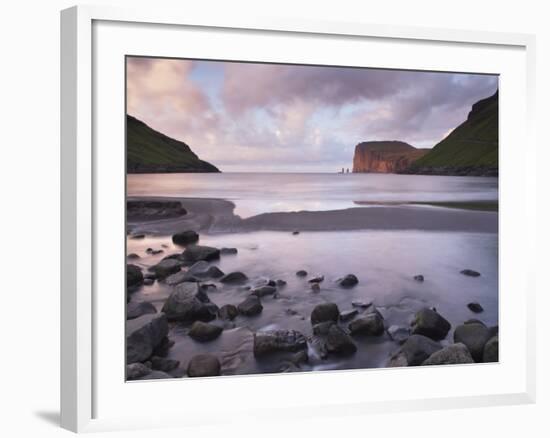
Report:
403,91,498,176
126,115,220,173
352,141,429,173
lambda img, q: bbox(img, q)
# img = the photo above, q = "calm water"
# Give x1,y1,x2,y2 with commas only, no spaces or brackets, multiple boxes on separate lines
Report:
127,172,498,217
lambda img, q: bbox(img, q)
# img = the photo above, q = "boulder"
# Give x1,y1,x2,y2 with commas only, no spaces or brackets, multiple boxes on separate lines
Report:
338,274,359,288
250,285,277,297
311,303,340,325
203,266,225,278
467,302,484,313
422,343,474,365
411,308,451,340
218,304,238,321
237,295,263,316
127,264,144,287
161,282,218,322
150,356,180,372
126,362,151,380
339,309,358,322
387,334,442,367
461,269,481,277
296,270,308,277
152,337,175,357
172,230,199,246
182,245,220,263
482,336,499,362
165,270,196,286
220,247,238,255
187,354,221,377
149,259,182,279
189,321,223,342
127,301,157,320
387,325,410,344
325,324,357,356
453,322,492,362
253,330,307,357
220,271,248,284
413,275,424,282
126,313,169,364
348,313,385,336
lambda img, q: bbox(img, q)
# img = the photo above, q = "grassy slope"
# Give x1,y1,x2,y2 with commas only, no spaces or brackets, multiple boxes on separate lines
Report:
411,91,498,169
127,115,220,173
355,141,416,153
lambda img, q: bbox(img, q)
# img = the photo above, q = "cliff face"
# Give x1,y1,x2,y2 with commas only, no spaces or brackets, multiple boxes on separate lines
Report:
352,141,429,173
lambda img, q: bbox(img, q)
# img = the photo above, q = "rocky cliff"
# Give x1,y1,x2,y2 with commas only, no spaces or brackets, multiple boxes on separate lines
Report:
352,141,429,173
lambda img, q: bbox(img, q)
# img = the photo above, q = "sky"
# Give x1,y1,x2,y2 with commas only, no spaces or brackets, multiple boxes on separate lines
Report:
126,57,498,172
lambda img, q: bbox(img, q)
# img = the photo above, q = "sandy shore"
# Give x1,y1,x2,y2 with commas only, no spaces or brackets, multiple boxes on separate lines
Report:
127,196,498,235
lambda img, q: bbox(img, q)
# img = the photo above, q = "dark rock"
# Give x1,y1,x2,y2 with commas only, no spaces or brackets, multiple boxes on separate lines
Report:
482,336,499,362
338,274,359,288
292,230,300,235
127,253,140,260
339,309,358,322
172,230,199,246
187,354,221,377
296,270,308,277
152,336,175,357
311,283,321,293
453,322,492,362
348,313,385,336
149,259,181,279
127,301,157,320
325,324,357,356
220,271,248,284
126,314,169,364
276,279,287,287
489,325,499,337
150,356,180,372
250,285,277,297
182,245,220,263
464,318,486,326
127,200,187,220
218,304,238,321
237,295,263,316
308,275,324,283
253,330,307,357
352,301,373,309
203,266,225,278
220,247,238,255
144,273,156,280
387,325,410,344
312,321,334,336
422,343,474,365
461,269,481,277
311,303,340,325
189,321,223,342
126,362,151,380
388,334,442,366
143,278,154,286
165,270,195,286
127,264,144,287
411,307,451,340
161,282,218,322
467,302,484,313
413,275,424,282
291,350,309,365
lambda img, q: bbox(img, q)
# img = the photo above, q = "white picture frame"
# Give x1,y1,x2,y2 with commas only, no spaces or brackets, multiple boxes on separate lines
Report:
60,4,536,433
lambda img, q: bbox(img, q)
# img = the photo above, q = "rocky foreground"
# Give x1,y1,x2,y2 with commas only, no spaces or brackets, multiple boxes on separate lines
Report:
126,227,498,380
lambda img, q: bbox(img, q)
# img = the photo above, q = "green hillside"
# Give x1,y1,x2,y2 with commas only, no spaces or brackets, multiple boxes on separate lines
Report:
407,91,498,176
355,141,416,153
127,115,220,173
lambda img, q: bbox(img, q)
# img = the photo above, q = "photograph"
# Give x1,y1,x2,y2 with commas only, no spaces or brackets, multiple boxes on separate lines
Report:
125,56,499,380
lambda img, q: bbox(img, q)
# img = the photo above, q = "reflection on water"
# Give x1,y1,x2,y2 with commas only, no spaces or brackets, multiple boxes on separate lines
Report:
127,173,498,217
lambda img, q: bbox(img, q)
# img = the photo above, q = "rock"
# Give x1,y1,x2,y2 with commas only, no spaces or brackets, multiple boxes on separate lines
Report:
189,321,223,342
220,271,248,284
127,264,144,287
152,336,175,357
218,304,238,320
187,354,221,377
126,314,169,364
387,334,442,366
348,313,385,336
413,275,424,282
151,249,163,255
150,356,180,372
127,253,140,260
285,308,299,316
453,322,492,362
292,230,300,235
352,301,373,309
461,269,481,277
325,324,357,356
161,282,218,322
143,278,154,286
172,230,199,246
149,259,181,279
203,266,225,278
422,343,474,365
182,245,220,263
296,270,308,277
311,283,321,293
130,233,145,239
237,295,263,316
126,362,151,380
276,279,287,287
127,301,157,320
411,307,451,340
250,285,277,297
338,274,358,288
353,141,428,173
220,247,238,255
489,325,499,337
135,370,173,380
253,330,307,357
165,270,195,286
387,325,410,344
311,303,340,325
464,318,486,326
291,350,309,365
308,275,324,283
467,302,484,313
339,309,358,322
482,336,499,362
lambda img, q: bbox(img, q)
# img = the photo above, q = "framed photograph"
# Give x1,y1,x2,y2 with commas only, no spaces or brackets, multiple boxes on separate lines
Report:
61,5,536,433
